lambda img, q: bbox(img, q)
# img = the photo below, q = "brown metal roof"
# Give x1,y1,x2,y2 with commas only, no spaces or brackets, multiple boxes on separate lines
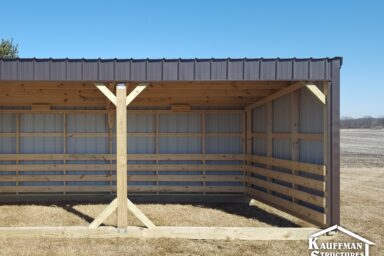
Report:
0,57,342,82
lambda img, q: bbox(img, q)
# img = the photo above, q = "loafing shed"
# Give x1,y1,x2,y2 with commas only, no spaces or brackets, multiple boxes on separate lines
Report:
0,57,342,238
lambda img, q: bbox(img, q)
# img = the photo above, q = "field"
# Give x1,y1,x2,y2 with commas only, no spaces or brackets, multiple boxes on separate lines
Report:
0,129,382,255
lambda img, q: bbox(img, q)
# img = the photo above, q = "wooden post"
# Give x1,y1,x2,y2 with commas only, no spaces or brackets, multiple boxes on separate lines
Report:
116,84,128,229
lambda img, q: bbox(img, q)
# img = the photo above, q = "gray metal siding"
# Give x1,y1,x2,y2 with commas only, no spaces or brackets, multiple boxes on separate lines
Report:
273,94,292,133
0,58,341,82
300,86,324,133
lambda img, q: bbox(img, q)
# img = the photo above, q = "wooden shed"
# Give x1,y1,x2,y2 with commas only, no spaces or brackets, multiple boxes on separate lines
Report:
0,57,342,237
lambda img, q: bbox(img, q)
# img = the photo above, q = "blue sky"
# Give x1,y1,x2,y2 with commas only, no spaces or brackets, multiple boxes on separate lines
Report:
1,0,383,117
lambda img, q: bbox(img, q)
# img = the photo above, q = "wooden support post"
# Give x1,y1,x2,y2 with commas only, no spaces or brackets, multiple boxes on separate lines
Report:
291,90,300,203
116,84,128,229
266,102,273,193
323,82,330,226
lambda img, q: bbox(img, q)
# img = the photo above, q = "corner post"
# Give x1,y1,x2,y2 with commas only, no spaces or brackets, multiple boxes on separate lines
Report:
116,84,128,229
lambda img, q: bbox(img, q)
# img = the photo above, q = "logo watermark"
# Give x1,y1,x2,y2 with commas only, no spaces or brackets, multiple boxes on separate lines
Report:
308,225,374,256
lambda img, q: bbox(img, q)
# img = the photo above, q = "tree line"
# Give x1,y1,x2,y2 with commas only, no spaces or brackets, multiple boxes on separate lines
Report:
341,116,384,129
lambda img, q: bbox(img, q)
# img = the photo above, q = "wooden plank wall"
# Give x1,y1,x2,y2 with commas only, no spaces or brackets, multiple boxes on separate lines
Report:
0,109,245,195
245,85,328,227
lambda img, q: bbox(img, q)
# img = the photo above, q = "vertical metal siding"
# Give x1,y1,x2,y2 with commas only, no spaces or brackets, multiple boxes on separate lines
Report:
82,60,98,81
211,59,227,80
244,59,260,80
20,114,63,132
131,60,146,81
17,59,34,80
272,139,291,160
66,60,82,80
34,59,50,80
252,105,266,132
0,114,16,132
178,60,194,80
228,59,244,80
253,138,266,156
99,60,114,81
300,86,324,133
195,60,210,80
127,114,155,132
260,59,276,80
205,113,242,132
147,60,162,80
51,59,66,80
276,59,293,80
163,60,178,81
159,113,201,133
114,60,130,81
273,94,292,132
299,140,324,165
67,114,107,132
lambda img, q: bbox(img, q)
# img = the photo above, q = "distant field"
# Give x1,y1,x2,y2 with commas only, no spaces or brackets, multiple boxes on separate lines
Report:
341,129,384,167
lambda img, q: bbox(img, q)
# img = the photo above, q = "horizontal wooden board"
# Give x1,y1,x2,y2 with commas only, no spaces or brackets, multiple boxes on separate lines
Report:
248,155,326,176
246,188,326,227
248,166,325,191
0,175,244,182
0,185,244,193
246,176,325,207
0,154,246,161
0,164,244,172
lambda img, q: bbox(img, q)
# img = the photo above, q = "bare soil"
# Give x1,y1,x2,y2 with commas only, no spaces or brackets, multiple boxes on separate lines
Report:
0,129,382,255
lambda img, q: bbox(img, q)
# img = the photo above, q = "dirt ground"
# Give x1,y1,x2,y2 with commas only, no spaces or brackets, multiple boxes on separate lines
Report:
0,129,383,255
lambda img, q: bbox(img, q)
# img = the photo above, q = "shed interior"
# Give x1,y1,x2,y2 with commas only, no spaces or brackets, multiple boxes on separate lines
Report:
0,80,329,227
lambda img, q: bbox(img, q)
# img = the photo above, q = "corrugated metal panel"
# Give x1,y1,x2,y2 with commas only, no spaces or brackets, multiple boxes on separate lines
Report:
127,137,155,154
252,105,266,132
300,86,324,133
0,114,16,132
195,59,211,80
147,60,162,80
276,59,293,80
99,60,114,80
82,60,98,80
21,137,63,154
67,114,106,132
67,137,108,154
159,113,200,133
299,140,324,164
0,138,16,153
211,59,227,80
0,57,341,82
34,59,50,80
273,94,291,132
272,139,291,160
131,60,146,81
114,60,130,81
163,60,178,80
66,60,82,80
260,59,276,80
178,60,194,80
159,137,201,154
20,114,63,132
205,113,242,132
206,136,242,154
51,59,66,80
253,138,266,156
228,59,244,80
127,114,155,132
17,59,33,80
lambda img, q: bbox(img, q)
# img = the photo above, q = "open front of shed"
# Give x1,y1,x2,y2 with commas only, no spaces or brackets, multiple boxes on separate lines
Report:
0,57,342,239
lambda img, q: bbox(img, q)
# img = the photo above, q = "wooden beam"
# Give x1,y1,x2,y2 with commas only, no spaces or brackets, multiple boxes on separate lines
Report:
245,82,306,110
127,199,155,228
95,83,117,106
306,84,326,104
126,83,148,106
116,84,128,229
89,198,117,229
0,226,322,240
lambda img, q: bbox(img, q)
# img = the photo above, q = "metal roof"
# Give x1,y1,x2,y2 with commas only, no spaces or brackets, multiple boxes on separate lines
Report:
0,57,342,82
